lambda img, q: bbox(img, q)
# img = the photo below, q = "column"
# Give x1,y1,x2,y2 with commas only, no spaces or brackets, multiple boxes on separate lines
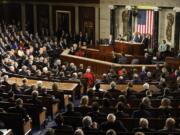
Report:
49,5,53,36
21,3,26,31
173,7,180,52
33,4,37,34
75,6,79,34
153,7,159,50
110,7,115,37
95,7,99,44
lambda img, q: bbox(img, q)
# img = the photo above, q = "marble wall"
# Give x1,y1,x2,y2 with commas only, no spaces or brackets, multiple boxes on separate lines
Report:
100,0,180,48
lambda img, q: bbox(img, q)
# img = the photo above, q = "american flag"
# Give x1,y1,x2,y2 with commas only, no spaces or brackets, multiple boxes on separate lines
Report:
135,10,154,35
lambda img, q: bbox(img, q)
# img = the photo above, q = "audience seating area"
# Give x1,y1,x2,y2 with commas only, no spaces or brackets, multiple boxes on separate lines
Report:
0,23,180,135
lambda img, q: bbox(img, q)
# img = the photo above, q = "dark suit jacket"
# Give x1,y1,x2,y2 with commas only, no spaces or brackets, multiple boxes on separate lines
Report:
116,111,129,118
107,88,123,99
133,127,155,132
132,109,152,118
62,111,82,117
87,111,106,121
28,98,43,109
159,128,180,132
8,106,29,120
52,124,74,132
100,121,128,132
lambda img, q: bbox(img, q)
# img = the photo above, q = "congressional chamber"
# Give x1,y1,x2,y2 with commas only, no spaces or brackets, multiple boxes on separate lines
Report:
0,0,180,135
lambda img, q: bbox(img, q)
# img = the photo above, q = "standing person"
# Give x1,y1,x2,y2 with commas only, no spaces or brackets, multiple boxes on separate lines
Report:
158,40,168,60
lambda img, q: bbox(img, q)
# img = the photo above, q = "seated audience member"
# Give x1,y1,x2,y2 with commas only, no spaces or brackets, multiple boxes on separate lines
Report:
74,128,84,135
20,78,29,92
24,84,37,95
100,113,128,132
118,95,130,109
79,96,91,116
141,97,153,109
5,91,16,102
145,71,153,82
124,82,137,99
101,73,109,83
132,73,141,83
87,102,106,121
159,117,180,132
69,72,80,82
159,98,172,109
132,103,152,118
87,89,97,105
82,116,98,132
139,66,147,82
157,88,173,99
115,101,129,118
106,129,117,135
133,118,155,132
131,58,139,64
11,83,22,94
107,81,122,98
8,98,30,121
144,52,152,64
28,90,43,108
100,98,113,114
1,75,11,91
36,81,43,94
62,102,82,117
118,52,127,64
52,113,74,132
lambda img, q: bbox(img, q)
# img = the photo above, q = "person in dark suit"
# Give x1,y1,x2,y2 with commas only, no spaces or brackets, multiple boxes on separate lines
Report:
159,117,180,132
107,81,123,99
8,98,30,121
52,113,74,132
132,103,152,118
133,118,155,133
76,32,84,43
1,75,11,91
82,116,98,132
141,33,149,49
115,101,129,118
100,113,128,132
62,102,82,117
87,102,106,121
5,91,15,102
20,78,29,92
28,90,43,108
23,84,36,95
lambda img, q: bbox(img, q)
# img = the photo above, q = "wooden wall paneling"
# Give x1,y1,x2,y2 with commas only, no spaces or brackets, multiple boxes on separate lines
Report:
25,4,34,33
0,3,21,25
52,5,75,36
37,5,49,36
79,6,95,42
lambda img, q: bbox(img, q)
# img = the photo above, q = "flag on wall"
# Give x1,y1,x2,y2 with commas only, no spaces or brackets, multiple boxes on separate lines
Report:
135,10,154,35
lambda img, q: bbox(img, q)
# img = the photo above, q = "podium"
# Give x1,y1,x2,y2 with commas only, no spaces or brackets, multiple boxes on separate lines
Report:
99,41,144,55
115,41,144,55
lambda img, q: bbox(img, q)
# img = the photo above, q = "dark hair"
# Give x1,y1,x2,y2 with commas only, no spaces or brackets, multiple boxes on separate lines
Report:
66,102,74,111
102,98,110,108
92,102,99,112
116,101,125,111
